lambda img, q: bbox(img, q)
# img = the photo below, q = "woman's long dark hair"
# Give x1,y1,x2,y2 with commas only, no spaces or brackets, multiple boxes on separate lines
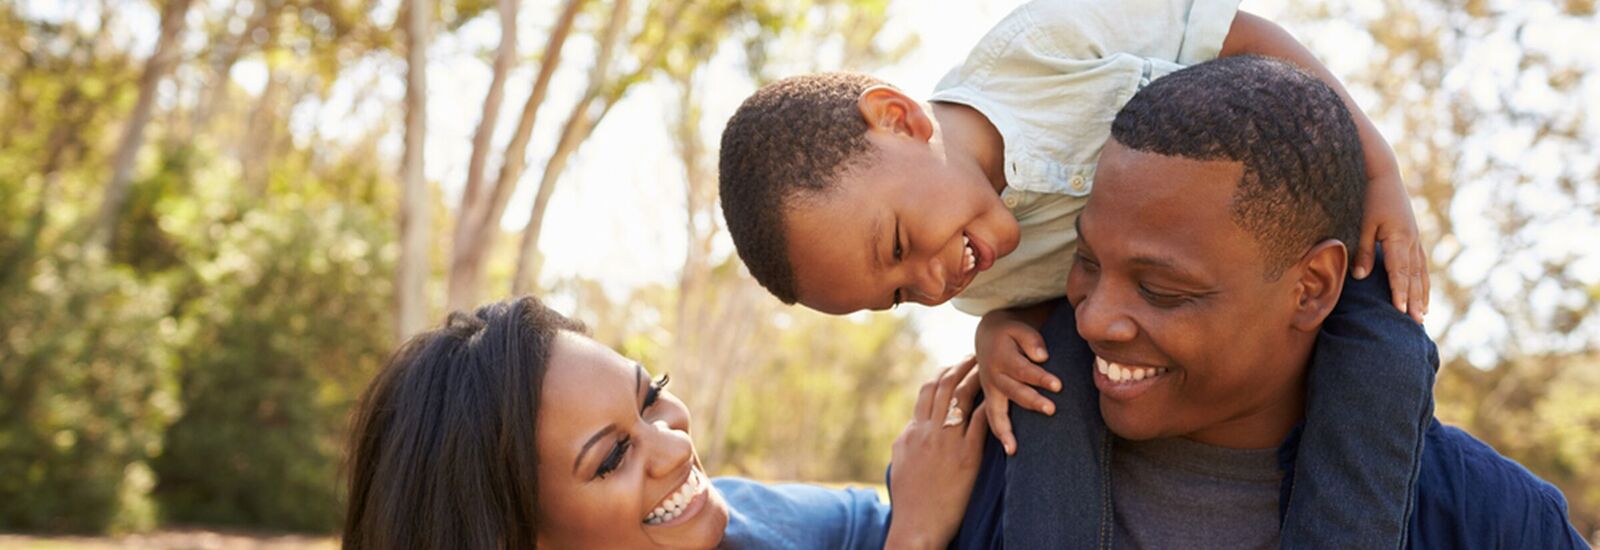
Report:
343,296,586,549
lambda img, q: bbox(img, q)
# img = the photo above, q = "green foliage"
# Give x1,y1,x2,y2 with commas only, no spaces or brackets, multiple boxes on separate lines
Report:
0,249,179,534
150,158,394,531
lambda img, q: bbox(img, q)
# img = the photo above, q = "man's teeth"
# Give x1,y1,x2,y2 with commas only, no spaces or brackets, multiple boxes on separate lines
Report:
1095,357,1169,383
963,236,976,272
643,469,705,525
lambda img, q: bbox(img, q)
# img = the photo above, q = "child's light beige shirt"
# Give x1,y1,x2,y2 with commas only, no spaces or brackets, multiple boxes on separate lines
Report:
936,0,1241,316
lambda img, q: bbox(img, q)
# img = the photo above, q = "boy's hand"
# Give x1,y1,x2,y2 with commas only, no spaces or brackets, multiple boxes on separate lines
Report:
975,312,1059,456
885,358,989,550
1353,171,1430,323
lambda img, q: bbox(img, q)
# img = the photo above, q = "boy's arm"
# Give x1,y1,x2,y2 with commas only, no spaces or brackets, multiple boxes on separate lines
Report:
1220,11,1429,322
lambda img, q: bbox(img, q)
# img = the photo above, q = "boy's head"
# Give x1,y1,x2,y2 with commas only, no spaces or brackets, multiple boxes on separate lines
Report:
1066,55,1367,446
720,73,1019,314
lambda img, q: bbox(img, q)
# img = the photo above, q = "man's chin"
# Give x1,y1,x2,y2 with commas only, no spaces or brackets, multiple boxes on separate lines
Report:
1099,401,1169,441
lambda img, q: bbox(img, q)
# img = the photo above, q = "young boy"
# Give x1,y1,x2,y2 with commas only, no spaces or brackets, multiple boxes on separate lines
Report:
719,0,1434,547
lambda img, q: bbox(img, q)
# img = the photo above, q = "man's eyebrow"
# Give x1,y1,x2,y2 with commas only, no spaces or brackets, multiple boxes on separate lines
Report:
574,425,617,475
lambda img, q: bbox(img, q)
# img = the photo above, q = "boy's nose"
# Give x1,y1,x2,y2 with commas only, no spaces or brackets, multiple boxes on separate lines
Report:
907,257,947,301
644,420,695,479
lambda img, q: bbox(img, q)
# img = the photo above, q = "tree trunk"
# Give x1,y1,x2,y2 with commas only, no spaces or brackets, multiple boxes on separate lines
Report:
397,0,433,341
510,0,633,294
94,0,194,248
445,0,519,311
446,0,585,310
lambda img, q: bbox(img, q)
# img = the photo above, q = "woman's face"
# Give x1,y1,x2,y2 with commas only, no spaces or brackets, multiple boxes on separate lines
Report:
535,332,729,549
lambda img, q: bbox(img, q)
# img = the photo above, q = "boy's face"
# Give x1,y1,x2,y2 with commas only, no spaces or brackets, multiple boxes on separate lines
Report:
782,97,1020,314
1068,140,1338,449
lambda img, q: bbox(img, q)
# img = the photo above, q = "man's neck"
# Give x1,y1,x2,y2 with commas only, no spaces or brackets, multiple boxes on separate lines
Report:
1183,352,1312,450
930,101,1008,194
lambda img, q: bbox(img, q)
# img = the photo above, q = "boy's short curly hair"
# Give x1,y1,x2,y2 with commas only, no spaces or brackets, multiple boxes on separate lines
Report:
719,72,888,304
1111,55,1367,279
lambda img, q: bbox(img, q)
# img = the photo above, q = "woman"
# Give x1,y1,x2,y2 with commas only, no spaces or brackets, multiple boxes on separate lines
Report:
343,296,989,549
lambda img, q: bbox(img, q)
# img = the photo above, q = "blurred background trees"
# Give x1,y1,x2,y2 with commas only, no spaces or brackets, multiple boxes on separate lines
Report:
0,0,1594,542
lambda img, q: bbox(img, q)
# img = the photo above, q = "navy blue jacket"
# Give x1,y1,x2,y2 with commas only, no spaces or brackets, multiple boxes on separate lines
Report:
950,419,1589,548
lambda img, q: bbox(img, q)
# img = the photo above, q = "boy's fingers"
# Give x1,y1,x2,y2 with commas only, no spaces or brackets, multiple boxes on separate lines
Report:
996,375,1053,416
1016,360,1061,393
1418,245,1432,315
984,398,1017,455
1353,223,1378,280
1010,327,1050,363
1384,240,1411,315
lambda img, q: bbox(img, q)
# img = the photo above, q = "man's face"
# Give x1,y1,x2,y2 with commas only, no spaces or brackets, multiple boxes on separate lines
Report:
783,130,1020,314
1067,140,1316,449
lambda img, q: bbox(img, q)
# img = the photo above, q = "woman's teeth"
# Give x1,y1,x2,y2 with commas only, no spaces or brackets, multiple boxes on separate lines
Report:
1096,356,1169,383
643,469,705,525
963,236,976,272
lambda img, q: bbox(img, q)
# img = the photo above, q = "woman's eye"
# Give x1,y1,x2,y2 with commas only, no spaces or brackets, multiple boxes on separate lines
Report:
643,374,670,411
596,435,631,479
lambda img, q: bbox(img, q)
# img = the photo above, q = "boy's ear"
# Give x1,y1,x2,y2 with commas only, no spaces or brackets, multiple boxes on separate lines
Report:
857,85,933,142
1290,239,1348,333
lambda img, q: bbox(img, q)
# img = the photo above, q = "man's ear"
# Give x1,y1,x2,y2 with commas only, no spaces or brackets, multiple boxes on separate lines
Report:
1290,239,1348,333
857,85,933,142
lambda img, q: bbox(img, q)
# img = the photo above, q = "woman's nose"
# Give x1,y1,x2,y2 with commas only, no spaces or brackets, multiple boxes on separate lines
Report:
644,420,695,479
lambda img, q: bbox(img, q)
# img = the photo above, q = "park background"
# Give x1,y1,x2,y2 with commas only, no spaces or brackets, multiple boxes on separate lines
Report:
1,0,1597,546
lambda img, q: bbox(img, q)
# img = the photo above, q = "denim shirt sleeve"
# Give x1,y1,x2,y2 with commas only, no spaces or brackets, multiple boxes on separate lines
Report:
715,477,890,550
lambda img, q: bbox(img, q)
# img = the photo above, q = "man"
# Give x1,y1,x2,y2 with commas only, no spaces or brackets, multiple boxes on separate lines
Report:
951,56,1587,548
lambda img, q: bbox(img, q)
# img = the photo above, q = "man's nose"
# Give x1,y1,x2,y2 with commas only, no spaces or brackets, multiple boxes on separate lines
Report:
1075,287,1138,344
643,420,694,479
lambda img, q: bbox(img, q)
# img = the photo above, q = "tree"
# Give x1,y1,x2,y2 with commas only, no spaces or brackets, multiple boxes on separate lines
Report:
397,0,433,339
446,0,586,311
94,0,195,248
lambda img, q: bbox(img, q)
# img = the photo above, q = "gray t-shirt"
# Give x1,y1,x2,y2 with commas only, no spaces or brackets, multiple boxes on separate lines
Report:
1112,436,1283,549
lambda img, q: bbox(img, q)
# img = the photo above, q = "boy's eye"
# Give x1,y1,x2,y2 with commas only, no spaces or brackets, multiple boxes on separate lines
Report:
1074,251,1100,272
891,289,902,308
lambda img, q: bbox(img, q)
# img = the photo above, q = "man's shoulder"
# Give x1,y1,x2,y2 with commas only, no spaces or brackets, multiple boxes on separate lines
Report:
1413,420,1587,548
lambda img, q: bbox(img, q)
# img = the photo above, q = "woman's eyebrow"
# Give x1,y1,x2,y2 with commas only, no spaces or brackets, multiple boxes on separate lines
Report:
574,425,617,475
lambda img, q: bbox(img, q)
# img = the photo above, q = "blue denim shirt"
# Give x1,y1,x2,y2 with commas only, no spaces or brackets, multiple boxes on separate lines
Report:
716,477,890,549
951,420,1589,549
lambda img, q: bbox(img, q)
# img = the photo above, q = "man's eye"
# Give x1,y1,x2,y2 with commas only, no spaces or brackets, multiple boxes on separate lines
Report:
893,239,904,261
1139,285,1188,307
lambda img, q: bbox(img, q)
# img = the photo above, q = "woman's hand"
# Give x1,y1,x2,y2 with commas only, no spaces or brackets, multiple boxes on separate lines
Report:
884,358,990,550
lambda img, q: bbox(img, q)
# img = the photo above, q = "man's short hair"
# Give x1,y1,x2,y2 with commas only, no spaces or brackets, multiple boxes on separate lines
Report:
719,72,887,304
1111,55,1367,279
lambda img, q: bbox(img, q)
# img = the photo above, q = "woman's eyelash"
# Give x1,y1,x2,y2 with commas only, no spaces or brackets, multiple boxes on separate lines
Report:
643,373,670,410
597,435,631,479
